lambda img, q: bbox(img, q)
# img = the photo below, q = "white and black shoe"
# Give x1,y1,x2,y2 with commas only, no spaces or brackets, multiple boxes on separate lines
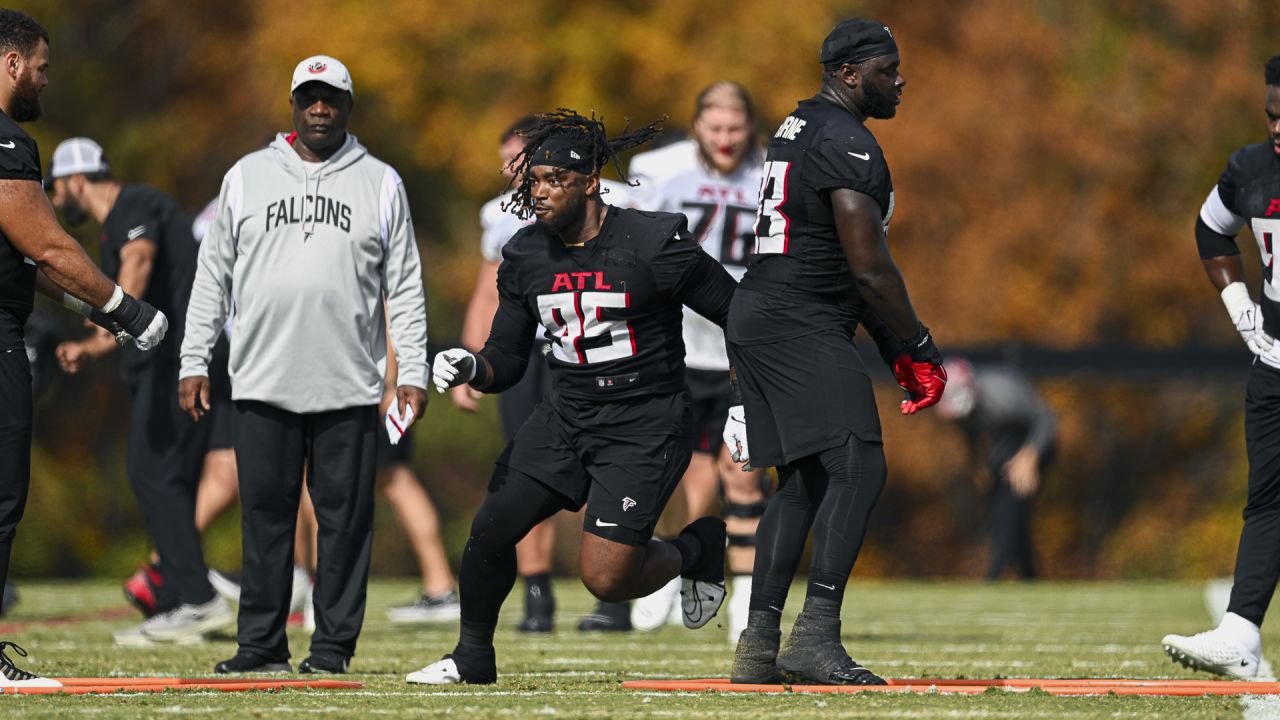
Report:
406,651,496,685
677,517,726,629
0,641,61,689
1163,627,1261,679
387,592,461,623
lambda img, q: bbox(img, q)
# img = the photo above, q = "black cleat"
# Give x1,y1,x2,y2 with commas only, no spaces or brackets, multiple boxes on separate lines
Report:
517,615,554,633
299,652,350,674
214,651,292,674
518,581,555,633
776,612,885,686
731,623,784,684
577,601,632,632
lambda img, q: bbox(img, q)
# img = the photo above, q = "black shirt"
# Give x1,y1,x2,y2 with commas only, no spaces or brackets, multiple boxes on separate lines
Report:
730,94,894,345
100,184,197,372
479,206,737,411
1215,143,1280,337
0,112,42,349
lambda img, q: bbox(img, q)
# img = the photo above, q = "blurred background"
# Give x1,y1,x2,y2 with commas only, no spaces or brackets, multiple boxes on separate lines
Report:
13,0,1280,582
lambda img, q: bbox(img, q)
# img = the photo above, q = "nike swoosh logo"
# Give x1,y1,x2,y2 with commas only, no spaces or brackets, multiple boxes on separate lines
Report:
813,582,836,590
847,151,870,160
0,140,15,149
595,519,618,527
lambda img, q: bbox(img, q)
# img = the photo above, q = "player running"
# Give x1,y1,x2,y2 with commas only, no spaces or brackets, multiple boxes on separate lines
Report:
628,82,768,643
408,110,736,685
1162,54,1280,680
725,19,946,685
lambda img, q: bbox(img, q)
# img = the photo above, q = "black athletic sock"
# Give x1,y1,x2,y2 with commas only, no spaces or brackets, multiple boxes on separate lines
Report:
524,572,554,618
524,572,552,597
671,534,702,575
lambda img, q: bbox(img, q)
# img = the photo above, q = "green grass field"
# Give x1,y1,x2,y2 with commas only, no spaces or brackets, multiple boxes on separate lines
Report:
0,579,1268,718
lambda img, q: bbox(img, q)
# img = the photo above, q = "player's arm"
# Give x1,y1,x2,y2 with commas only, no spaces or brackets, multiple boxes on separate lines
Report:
379,167,430,424
1194,176,1269,355
433,257,535,395
34,269,129,344
0,179,166,350
180,166,240,421
832,188,944,413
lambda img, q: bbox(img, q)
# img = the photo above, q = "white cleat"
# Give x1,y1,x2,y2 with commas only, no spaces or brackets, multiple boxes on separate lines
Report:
407,656,462,685
0,641,62,689
141,596,235,644
1163,628,1261,679
207,569,241,604
681,578,726,630
632,577,680,631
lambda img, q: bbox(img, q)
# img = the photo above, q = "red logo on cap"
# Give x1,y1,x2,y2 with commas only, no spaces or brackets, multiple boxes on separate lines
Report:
308,61,327,74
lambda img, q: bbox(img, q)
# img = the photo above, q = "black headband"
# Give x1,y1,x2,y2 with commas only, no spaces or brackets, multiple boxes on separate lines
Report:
820,18,898,67
529,133,597,175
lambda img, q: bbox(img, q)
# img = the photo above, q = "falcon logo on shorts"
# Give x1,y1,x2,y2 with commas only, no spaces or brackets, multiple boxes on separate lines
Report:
308,61,328,74
622,497,637,512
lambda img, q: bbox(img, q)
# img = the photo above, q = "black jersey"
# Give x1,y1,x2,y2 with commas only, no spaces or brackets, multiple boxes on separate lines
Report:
731,94,894,345
0,112,43,349
1209,143,1280,338
478,205,736,407
100,184,198,372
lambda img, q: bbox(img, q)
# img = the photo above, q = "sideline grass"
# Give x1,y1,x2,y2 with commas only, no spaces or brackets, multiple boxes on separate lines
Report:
0,579,1258,718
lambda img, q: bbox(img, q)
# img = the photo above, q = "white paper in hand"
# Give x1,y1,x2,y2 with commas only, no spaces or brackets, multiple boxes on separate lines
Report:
385,402,416,445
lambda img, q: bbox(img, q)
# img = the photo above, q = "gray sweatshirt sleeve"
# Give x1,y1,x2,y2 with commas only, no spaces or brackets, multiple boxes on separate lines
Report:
379,166,429,390
180,164,241,380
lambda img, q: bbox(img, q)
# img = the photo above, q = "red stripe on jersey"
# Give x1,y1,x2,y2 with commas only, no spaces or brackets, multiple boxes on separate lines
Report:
572,293,587,364
626,292,636,357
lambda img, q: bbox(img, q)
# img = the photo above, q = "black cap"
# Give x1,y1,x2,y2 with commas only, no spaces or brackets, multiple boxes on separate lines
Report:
819,18,898,66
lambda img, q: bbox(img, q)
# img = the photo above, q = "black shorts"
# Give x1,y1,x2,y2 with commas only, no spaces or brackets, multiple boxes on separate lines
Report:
376,427,413,469
687,368,730,455
727,330,881,469
496,391,693,546
499,343,551,442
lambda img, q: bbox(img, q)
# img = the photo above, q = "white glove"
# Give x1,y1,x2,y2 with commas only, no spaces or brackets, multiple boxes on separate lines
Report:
432,348,477,393
133,309,169,351
723,404,750,470
1222,282,1274,356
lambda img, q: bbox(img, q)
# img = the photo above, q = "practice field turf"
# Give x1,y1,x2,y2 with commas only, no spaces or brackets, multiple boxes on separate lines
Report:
0,579,1271,718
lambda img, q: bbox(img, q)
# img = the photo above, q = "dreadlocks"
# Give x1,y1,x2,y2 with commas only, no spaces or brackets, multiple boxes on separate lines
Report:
503,109,664,219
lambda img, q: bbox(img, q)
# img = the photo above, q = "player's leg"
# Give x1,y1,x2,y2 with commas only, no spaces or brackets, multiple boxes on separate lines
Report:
775,435,887,686
985,474,1017,580
195,450,238,533
216,400,304,674
0,349,56,688
516,520,556,631
384,460,460,623
303,405,378,673
1163,362,1280,678
407,466,567,685
721,451,767,644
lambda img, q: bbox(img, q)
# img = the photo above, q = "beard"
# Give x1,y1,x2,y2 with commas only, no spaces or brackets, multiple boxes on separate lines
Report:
861,80,898,120
536,190,587,235
57,196,88,227
9,72,41,122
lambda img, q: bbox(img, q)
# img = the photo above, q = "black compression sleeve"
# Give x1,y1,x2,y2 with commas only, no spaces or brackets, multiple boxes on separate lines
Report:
676,251,737,328
474,266,536,393
1196,216,1241,260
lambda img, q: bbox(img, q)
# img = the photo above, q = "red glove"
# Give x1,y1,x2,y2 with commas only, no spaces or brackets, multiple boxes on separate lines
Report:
893,356,947,414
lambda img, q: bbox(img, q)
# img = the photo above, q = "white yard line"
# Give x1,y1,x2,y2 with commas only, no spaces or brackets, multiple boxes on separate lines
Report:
1203,580,1280,720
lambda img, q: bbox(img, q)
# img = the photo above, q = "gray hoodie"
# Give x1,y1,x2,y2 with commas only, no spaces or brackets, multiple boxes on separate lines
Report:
180,132,428,413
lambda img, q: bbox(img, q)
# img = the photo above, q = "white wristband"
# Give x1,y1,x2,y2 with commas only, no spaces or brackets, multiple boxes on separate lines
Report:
1221,282,1252,319
99,284,124,314
61,292,92,318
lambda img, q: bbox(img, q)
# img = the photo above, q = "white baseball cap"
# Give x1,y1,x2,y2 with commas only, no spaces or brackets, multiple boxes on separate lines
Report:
50,137,109,179
290,55,354,97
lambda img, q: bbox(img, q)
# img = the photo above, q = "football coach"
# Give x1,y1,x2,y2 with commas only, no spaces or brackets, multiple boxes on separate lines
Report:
179,55,429,674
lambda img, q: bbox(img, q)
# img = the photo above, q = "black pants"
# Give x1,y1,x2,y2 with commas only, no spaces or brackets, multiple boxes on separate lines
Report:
1228,362,1280,626
233,400,377,660
986,476,1036,580
125,358,215,607
0,347,32,600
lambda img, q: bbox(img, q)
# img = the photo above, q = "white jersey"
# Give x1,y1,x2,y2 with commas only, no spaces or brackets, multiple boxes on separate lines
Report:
630,139,762,371
479,180,636,262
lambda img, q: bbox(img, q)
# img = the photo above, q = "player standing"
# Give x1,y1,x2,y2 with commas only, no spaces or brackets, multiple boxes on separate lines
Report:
629,82,768,643
408,110,736,685
0,9,167,687
1162,55,1280,679
47,137,235,645
725,19,945,685
180,55,429,674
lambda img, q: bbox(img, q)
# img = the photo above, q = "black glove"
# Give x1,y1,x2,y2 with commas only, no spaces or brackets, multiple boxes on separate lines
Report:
106,292,168,350
88,307,130,345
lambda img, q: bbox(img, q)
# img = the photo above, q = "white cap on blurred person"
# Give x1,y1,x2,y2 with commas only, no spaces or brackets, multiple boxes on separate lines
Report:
291,55,354,97
936,357,976,420
50,137,108,179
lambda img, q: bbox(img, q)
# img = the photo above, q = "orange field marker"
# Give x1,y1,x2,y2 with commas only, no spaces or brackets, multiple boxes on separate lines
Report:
0,678,363,695
620,677,1280,697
